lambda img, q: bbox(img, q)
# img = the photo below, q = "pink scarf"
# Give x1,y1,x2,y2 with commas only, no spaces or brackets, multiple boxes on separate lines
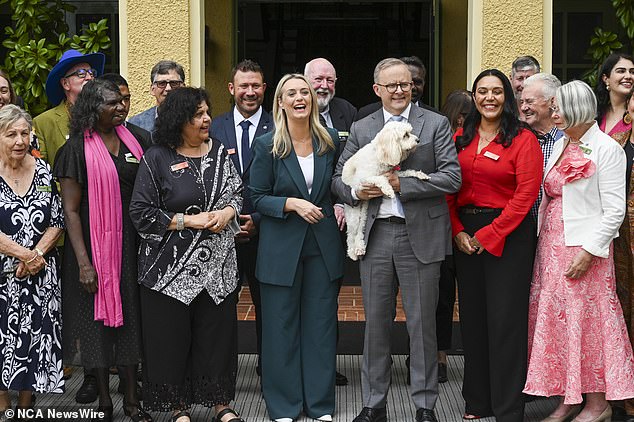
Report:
84,125,143,327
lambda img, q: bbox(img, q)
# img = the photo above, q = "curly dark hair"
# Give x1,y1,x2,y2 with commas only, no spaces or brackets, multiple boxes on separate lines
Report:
69,79,121,138
153,87,211,148
457,68,522,150
595,53,634,121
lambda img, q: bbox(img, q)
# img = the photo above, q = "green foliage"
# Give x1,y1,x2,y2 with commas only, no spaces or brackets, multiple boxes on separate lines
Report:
0,0,111,115
584,0,634,87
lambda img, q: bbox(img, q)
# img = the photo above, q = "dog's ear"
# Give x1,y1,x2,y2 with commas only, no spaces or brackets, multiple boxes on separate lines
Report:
375,127,403,166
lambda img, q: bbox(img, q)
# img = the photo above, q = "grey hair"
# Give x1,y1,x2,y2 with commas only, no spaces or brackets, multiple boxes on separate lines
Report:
373,58,407,83
0,104,32,135
304,58,336,78
150,60,185,83
556,80,597,130
511,56,540,76
523,73,561,100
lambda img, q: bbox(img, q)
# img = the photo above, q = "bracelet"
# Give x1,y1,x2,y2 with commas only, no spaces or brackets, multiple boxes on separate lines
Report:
35,247,44,257
176,213,185,230
25,252,39,264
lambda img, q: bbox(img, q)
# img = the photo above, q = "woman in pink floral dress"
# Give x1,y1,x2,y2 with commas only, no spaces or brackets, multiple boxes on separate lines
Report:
524,80,634,422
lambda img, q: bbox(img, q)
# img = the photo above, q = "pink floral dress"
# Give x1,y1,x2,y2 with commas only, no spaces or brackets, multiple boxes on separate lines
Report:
523,144,634,404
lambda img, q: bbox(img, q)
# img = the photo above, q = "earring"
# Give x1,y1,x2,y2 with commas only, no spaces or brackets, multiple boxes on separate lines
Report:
625,113,632,125
606,84,610,91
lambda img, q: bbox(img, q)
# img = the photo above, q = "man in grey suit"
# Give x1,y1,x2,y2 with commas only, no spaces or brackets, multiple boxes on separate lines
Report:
128,60,185,134
210,59,272,376
332,58,461,422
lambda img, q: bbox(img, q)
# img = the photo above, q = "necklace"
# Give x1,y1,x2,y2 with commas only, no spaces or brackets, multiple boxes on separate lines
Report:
478,127,500,143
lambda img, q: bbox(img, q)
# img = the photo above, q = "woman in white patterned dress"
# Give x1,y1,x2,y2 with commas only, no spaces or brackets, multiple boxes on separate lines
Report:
0,105,64,418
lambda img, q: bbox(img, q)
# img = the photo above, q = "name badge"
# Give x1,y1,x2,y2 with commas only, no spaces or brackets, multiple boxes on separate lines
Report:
579,145,592,155
170,161,189,172
124,153,139,164
483,151,500,161
36,185,52,192
338,131,349,141
227,148,236,155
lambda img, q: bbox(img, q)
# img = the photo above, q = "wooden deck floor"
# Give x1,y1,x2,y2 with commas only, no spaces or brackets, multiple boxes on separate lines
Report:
25,355,557,421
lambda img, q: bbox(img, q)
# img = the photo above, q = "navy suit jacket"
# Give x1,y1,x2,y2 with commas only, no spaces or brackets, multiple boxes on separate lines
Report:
210,107,273,226
327,97,356,132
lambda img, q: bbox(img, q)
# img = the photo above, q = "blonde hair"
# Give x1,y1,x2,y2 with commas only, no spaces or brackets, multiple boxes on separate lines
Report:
271,74,334,158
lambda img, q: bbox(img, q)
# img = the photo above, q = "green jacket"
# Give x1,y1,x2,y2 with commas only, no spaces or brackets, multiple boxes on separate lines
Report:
250,129,344,286
33,101,70,167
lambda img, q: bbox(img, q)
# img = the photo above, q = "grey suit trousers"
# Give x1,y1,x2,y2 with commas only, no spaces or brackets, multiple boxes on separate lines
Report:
360,219,440,410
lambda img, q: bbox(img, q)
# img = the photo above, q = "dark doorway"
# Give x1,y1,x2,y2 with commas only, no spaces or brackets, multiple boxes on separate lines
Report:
237,1,435,112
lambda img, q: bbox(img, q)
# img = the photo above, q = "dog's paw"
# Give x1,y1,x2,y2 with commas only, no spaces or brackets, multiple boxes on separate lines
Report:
354,246,366,257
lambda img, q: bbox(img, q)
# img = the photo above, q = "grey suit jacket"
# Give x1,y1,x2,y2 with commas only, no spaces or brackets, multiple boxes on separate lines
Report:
128,106,157,134
331,104,461,264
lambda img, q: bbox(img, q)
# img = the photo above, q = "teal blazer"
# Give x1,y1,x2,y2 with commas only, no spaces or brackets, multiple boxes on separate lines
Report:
250,129,344,286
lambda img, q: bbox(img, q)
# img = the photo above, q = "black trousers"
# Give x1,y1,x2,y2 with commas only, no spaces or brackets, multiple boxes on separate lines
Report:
455,212,535,422
140,286,238,411
236,239,261,366
436,255,456,351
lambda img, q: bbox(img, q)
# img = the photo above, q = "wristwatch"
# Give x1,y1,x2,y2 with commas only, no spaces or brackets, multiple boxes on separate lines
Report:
34,247,44,257
176,213,185,230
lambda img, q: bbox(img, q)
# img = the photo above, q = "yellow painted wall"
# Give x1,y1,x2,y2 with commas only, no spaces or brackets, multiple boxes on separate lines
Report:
468,0,550,87
440,0,468,102
205,0,235,117
120,0,193,116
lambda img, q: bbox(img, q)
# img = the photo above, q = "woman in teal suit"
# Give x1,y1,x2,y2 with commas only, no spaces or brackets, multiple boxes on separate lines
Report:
250,74,344,422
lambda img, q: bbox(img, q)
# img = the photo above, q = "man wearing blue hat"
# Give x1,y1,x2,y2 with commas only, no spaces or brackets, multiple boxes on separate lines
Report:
32,49,105,406
33,49,105,168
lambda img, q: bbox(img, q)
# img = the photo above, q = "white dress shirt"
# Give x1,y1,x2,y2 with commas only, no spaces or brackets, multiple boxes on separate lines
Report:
233,106,263,170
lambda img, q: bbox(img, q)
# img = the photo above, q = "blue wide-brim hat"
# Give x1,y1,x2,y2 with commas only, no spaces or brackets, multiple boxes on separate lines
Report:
45,49,106,105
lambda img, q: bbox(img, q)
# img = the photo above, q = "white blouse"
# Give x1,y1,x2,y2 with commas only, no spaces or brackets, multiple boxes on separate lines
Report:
297,153,314,194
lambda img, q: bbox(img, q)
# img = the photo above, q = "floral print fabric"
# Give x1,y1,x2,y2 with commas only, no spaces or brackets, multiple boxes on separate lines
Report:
524,145,634,403
0,159,64,392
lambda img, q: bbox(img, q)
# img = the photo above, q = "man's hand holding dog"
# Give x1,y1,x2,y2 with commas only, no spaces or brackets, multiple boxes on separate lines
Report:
356,183,384,200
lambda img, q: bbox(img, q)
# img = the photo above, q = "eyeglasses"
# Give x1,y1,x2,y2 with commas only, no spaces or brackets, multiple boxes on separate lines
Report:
153,80,184,89
64,68,97,79
376,82,413,93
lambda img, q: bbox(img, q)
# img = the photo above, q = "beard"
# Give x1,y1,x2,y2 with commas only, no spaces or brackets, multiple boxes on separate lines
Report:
315,88,334,110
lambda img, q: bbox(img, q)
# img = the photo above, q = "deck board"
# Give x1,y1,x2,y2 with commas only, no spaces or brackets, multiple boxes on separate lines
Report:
22,355,558,421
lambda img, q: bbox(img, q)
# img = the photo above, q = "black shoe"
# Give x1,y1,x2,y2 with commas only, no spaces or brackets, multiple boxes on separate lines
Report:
613,406,626,422
75,375,98,404
438,362,448,383
335,371,348,386
352,407,387,422
415,408,437,422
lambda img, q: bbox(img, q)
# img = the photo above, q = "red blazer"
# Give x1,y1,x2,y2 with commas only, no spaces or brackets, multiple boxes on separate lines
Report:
447,127,543,256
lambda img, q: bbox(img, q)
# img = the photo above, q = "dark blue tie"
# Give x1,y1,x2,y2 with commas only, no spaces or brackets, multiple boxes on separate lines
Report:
239,120,252,173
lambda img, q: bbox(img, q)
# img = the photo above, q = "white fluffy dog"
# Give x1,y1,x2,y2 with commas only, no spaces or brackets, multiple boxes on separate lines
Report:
341,121,430,260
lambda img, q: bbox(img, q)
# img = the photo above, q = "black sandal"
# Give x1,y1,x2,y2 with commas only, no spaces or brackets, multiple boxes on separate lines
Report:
215,408,246,422
123,403,152,422
170,410,191,422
